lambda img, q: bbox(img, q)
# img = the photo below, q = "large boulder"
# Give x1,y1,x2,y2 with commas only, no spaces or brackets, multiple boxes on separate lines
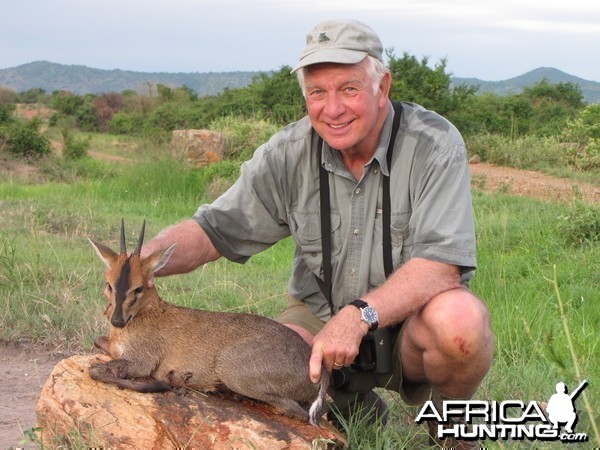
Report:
171,129,227,168
36,354,345,449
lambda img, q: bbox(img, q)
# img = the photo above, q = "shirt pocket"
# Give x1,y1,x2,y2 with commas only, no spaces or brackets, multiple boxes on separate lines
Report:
369,210,410,289
290,210,341,278
390,211,411,265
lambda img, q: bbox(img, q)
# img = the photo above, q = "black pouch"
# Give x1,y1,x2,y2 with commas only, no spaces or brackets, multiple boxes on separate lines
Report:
351,326,396,374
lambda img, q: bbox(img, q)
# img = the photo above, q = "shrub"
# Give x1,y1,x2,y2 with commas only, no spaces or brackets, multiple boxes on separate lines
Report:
560,104,600,171
466,133,563,170
557,202,600,246
1,118,51,158
209,115,280,161
0,103,16,125
61,128,91,160
108,111,142,135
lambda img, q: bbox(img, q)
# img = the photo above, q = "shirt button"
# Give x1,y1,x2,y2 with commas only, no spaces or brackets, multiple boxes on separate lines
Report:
350,268,357,275
353,228,360,235
373,168,379,174
355,188,362,195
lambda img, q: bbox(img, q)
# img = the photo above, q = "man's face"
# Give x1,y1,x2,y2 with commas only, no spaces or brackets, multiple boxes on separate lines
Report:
303,58,389,157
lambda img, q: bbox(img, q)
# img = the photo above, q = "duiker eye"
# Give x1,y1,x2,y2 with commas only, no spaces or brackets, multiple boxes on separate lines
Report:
133,286,144,296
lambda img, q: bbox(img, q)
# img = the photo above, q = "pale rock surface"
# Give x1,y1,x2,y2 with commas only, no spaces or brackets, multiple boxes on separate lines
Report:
36,354,344,449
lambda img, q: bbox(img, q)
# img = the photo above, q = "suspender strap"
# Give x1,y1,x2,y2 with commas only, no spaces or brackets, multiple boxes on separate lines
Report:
318,149,334,314
383,101,403,277
317,101,403,315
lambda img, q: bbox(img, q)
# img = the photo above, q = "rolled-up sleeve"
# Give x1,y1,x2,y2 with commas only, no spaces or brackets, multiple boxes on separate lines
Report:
193,142,291,263
407,140,476,273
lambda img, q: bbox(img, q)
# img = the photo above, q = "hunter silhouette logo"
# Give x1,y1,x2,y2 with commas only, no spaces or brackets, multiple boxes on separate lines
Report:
546,380,587,434
415,380,589,443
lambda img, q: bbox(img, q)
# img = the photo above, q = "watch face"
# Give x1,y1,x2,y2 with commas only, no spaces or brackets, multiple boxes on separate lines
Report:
362,306,378,324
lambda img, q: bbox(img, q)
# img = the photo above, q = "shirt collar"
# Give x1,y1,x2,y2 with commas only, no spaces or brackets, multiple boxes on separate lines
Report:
372,101,395,177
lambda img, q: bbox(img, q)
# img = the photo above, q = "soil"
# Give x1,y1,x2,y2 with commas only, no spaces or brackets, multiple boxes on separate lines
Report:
469,162,599,204
0,157,597,448
0,342,66,449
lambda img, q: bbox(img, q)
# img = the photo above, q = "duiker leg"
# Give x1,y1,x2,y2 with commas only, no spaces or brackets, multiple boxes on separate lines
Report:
89,359,171,393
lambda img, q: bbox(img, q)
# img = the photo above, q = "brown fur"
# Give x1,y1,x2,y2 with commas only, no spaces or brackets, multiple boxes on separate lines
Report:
88,231,328,425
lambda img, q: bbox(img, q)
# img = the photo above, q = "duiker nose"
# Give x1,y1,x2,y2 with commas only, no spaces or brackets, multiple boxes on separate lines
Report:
111,314,127,328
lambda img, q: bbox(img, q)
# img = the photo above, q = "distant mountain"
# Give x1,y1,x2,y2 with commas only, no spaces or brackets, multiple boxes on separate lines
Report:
0,61,260,96
452,67,600,104
1,61,599,104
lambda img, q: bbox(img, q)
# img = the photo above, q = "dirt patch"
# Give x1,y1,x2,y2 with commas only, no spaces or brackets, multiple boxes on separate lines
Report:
14,104,54,122
470,163,599,204
0,342,65,448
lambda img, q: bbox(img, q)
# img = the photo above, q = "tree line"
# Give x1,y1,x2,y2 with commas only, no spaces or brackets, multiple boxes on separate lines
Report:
1,51,598,170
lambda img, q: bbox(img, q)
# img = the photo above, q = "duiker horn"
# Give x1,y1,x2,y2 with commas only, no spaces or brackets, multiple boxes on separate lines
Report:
120,218,127,254
135,220,146,256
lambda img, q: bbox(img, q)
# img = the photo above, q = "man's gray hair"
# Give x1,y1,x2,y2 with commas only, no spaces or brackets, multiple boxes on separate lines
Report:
296,56,389,98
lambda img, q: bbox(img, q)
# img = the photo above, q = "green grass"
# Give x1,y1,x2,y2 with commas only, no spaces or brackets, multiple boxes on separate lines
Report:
1,138,598,448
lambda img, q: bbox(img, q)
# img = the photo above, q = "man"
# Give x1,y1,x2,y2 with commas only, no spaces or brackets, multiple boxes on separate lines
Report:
142,19,494,446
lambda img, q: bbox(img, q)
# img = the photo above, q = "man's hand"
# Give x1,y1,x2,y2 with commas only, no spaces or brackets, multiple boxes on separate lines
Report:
309,306,368,382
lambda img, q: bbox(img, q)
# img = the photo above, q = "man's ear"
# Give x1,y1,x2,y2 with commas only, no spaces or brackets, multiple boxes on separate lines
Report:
379,71,392,105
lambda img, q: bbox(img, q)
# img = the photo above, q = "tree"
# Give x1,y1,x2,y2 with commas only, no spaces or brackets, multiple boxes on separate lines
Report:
0,103,16,125
521,80,584,136
387,50,476,117
93,92,124,131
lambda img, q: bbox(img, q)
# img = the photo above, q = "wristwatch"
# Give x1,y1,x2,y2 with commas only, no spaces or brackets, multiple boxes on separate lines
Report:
349,299,379,332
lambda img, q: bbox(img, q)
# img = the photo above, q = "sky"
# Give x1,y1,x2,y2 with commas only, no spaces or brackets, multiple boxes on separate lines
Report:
2,0,600,82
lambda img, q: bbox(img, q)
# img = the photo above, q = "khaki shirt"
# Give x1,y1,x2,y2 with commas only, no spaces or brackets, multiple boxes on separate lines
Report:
194,101,476,321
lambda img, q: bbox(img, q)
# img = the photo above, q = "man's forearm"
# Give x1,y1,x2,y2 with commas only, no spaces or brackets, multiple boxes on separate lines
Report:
362,257,462,328
143,219,221,276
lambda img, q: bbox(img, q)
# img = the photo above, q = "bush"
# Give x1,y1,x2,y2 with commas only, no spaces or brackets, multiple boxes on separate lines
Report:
0,103,16,125
108,111,142,135
560,104,600,171
466,134,563,170
557,202,600,246
209,115,280,161
61,128,91,160
0,118,51,158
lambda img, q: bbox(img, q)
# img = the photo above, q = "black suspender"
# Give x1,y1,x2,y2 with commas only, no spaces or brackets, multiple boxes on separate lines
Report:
317,101,403,315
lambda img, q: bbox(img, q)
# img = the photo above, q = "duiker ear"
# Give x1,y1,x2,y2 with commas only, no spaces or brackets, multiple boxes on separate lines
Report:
143,243,177,274
88,238,119,268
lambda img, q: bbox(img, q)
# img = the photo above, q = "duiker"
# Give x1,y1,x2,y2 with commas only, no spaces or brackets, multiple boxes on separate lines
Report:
88,220,328,425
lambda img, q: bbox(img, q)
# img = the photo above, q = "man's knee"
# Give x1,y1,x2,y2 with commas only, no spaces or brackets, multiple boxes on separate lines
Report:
283,323,315,345
419,288,493,361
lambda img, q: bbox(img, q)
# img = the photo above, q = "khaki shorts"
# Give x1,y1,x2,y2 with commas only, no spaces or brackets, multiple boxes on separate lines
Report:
275,296,431,405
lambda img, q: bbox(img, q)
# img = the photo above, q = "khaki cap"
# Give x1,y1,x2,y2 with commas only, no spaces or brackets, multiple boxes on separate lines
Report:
292,19,384,73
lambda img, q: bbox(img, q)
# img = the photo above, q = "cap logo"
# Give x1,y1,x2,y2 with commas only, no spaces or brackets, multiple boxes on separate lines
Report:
318,32,330,43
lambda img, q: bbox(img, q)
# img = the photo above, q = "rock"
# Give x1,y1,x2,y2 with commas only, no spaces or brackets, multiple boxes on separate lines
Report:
36,354,345,449
171,129,227,168
469,154,481,164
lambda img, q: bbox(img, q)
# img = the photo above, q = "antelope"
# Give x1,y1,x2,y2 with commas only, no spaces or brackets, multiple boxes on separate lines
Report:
87,220,328,426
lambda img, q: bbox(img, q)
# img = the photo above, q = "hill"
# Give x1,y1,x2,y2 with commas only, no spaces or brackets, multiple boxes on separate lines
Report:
452,67,600,103
1,62,599,103
0,61,260,97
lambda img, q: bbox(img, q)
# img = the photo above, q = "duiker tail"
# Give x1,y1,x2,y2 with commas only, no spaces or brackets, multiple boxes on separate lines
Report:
308,372,329,426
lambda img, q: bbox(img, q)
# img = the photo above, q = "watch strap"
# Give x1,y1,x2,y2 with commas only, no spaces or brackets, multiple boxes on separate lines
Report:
349,299,378,331
349,299,369,309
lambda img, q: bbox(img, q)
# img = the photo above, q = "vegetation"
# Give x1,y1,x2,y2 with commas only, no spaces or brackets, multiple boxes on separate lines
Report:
1,148,597,448
0,52,598,448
